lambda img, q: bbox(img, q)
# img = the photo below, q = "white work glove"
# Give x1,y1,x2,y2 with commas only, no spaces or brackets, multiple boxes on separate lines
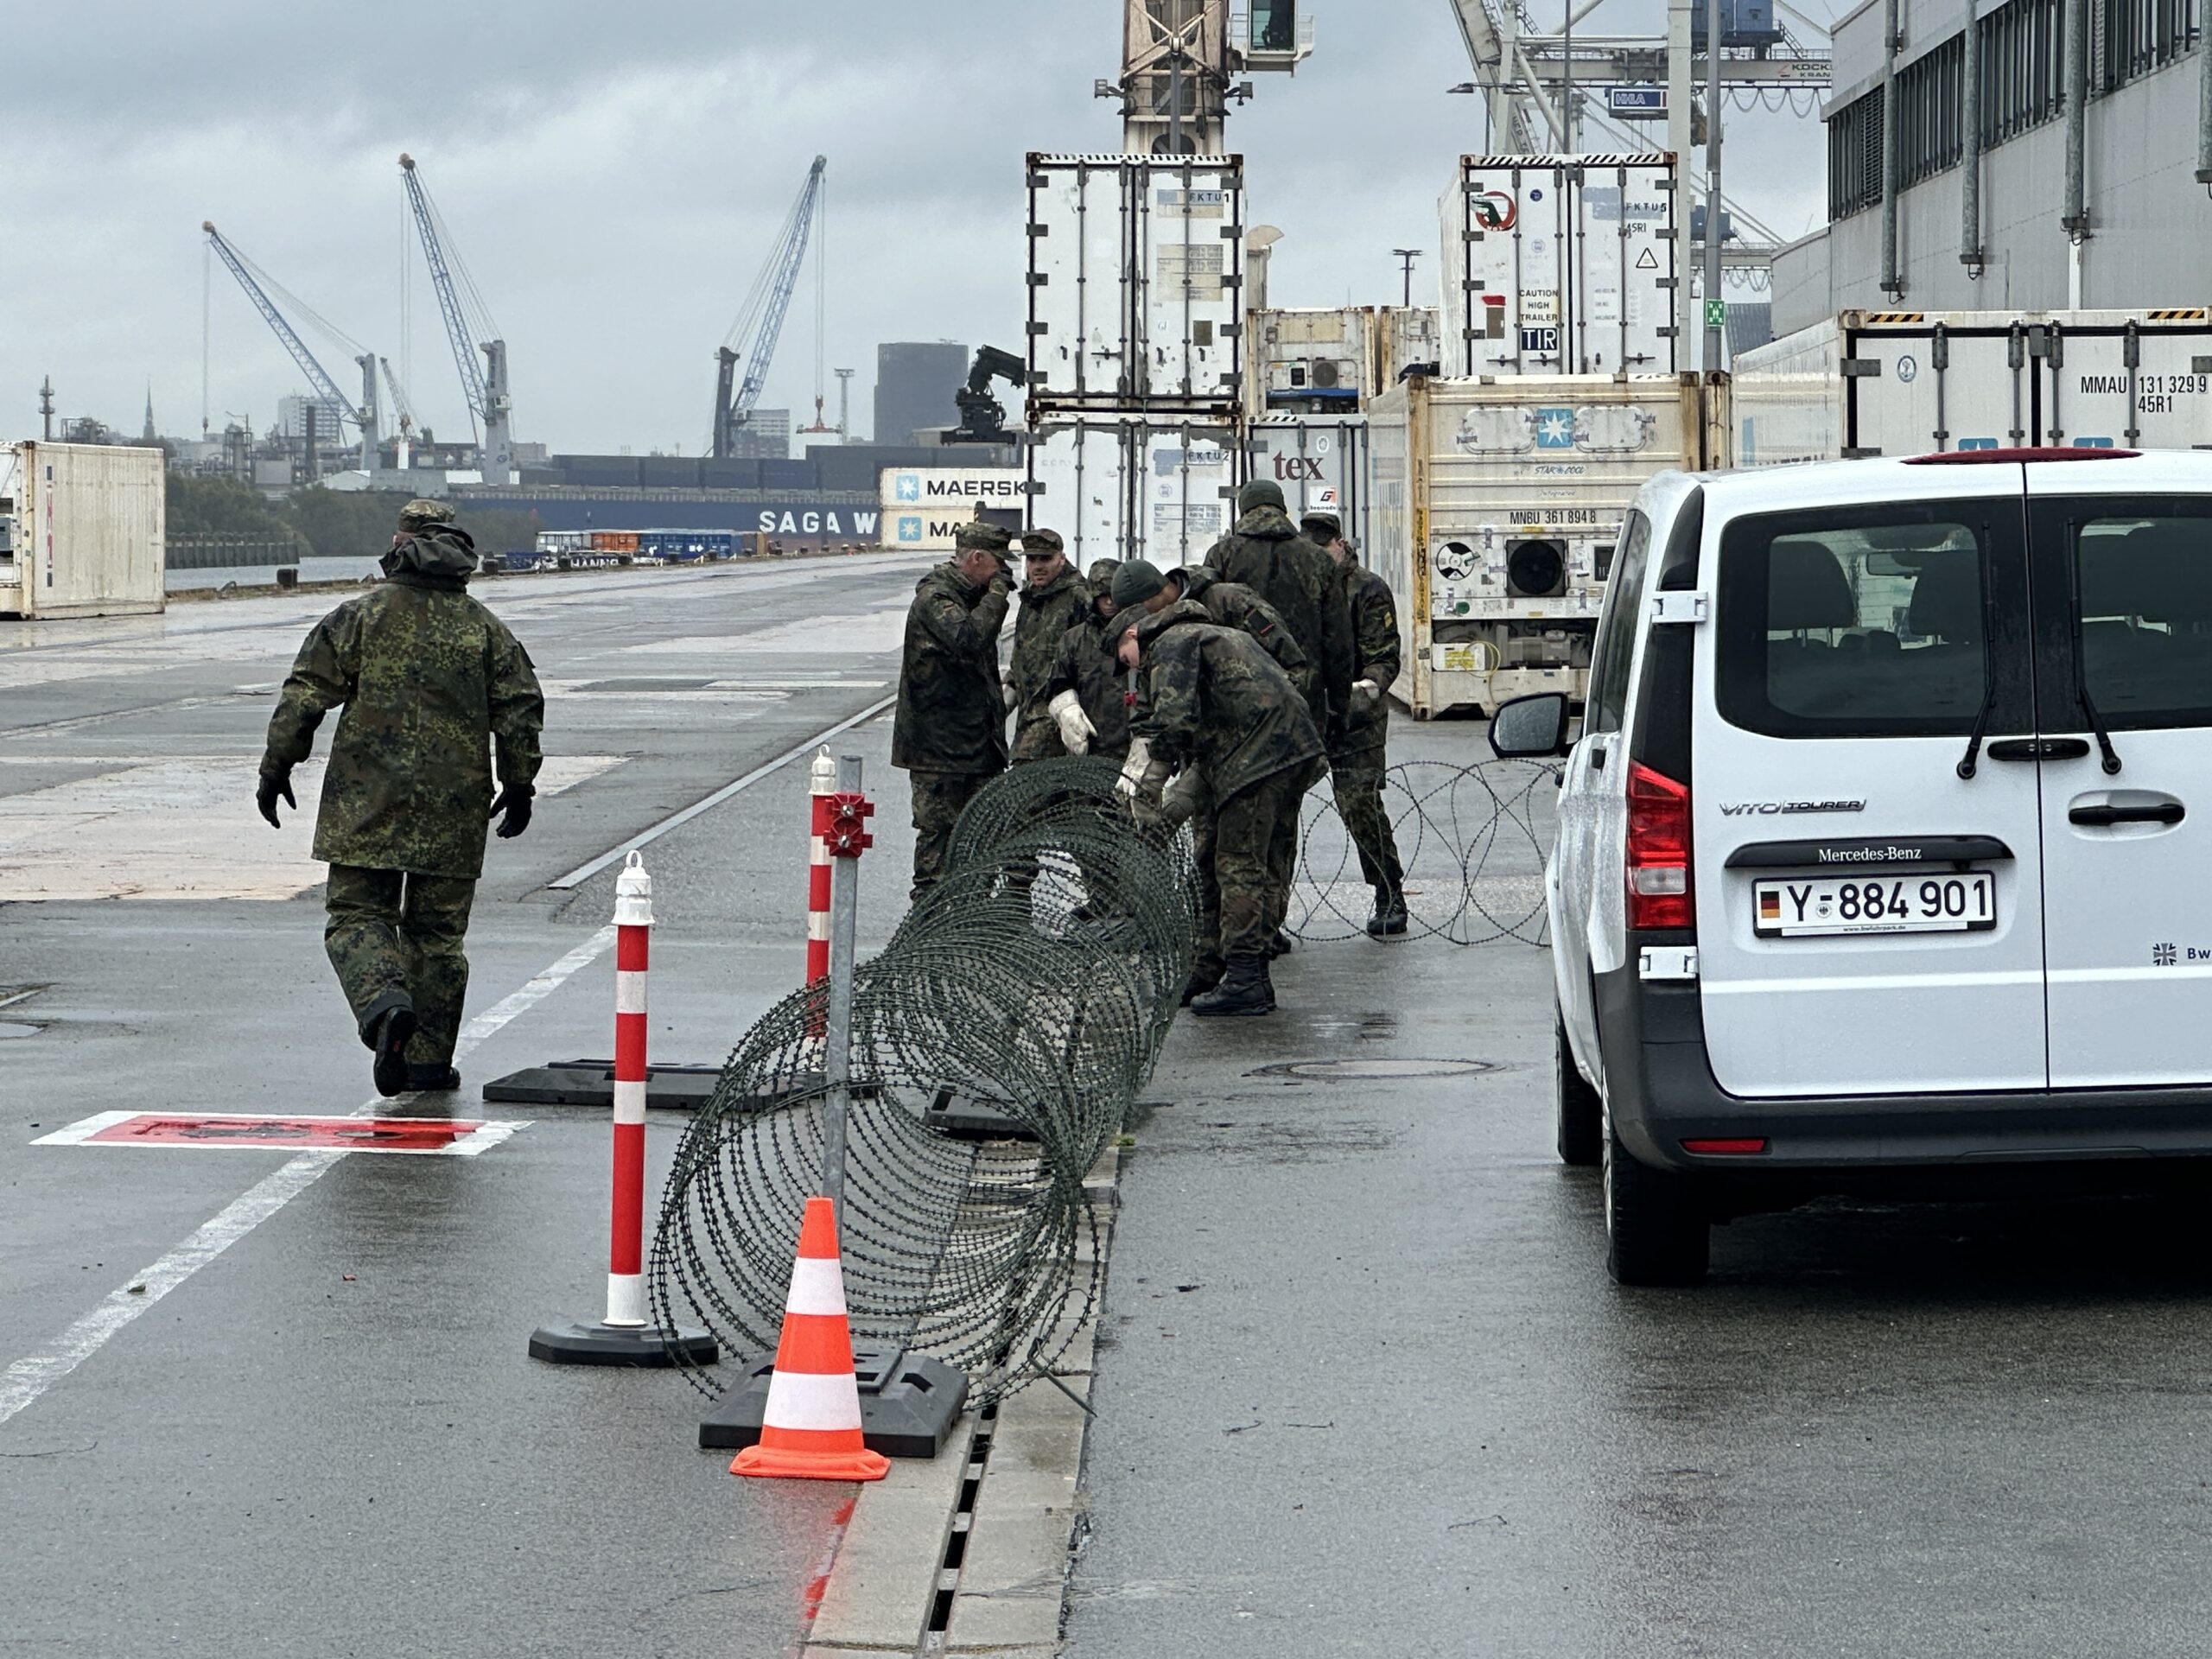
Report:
1003,682,1020,711
1115,737,1170,804
1047,689,1096,755
1351,678,1382,711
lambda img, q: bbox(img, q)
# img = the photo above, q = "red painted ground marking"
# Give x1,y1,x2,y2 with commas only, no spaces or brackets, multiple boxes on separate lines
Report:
33,1111,527,1156
799,1497,859,1629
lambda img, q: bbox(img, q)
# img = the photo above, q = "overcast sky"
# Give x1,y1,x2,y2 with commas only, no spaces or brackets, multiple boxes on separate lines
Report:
6,0,1827,455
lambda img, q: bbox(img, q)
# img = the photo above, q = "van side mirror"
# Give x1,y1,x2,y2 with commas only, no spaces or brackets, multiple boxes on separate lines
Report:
1489,692,1571,760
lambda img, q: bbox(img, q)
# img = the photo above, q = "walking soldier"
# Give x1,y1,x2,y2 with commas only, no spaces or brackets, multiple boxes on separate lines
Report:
257,499,543,1096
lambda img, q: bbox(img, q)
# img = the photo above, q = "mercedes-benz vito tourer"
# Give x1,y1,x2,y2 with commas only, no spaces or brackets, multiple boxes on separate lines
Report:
1492,448,2212,1284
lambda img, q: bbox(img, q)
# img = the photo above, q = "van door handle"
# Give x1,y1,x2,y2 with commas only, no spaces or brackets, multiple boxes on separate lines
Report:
1988,738,2092,762
2069,798,2185,827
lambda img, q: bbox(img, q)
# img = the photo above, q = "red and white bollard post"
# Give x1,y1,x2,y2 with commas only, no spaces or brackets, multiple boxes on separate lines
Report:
805,749,836,1032
530,849,717,1367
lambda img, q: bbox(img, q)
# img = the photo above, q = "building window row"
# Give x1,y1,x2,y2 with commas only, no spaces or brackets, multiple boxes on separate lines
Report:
1826,0,2191,219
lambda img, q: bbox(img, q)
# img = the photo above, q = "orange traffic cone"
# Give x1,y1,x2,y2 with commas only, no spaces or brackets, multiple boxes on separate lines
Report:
732,1196,890,1482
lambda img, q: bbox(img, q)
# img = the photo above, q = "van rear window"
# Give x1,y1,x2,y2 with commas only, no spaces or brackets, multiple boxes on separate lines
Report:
2066,514,2212,728
1717,508,1994,738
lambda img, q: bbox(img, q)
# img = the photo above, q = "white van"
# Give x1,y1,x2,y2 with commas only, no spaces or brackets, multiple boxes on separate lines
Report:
1491,448,2212,1284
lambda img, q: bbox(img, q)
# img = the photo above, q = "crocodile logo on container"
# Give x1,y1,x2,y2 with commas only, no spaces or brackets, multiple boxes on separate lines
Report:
1473,190,1518,232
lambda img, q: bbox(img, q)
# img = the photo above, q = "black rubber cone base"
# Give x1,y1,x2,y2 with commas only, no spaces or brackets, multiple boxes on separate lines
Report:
529,1319,719,1368
699,1343,968,1458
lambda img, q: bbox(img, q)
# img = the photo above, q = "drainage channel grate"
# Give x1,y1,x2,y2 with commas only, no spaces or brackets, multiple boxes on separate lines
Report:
921,1409,998,1650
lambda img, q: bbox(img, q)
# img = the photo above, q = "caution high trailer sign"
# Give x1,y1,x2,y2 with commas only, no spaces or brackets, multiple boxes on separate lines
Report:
1438,156,1680,380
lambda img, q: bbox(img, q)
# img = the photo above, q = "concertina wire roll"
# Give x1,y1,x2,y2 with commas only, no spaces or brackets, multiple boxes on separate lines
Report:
650,755,1198,1404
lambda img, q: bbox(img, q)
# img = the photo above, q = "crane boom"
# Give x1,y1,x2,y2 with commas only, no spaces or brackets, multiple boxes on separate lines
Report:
714,156,827,458
398,153,513,484
202,221,364,435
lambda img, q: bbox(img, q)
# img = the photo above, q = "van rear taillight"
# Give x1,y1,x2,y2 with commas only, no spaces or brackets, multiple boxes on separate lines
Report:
1626,760,1694,930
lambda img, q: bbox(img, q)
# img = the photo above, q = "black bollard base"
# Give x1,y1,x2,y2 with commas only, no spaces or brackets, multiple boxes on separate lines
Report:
529,1319,719,1368
699,1343,968,1458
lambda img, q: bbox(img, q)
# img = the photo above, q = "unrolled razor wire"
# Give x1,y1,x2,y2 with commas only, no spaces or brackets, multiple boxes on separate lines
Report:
650,755,1196,1405
1286,759,1561,947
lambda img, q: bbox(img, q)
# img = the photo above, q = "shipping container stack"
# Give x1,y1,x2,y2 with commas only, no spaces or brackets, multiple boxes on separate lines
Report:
1363,155,1707,719
1022,153,1250,569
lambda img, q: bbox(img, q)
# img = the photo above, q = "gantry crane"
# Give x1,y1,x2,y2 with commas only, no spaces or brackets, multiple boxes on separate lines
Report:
202,221,378,474
713,156,827,459
398,153,513,486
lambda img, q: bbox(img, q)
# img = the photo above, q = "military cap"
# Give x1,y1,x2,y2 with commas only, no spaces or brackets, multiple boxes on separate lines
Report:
1109,559,1169,611
1300,512,1344,543
398,498,456,531
1086,557,1122,587
1237,478,1287,514
955,518,1014,554
1107,602,1149,640
1016,526,1065,555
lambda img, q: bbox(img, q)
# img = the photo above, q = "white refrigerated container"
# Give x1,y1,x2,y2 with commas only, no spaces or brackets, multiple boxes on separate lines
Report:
1246,306,1371,416
1026,414,1244,569
1025,153,1246,413
1245,416,1370,553
1439,156,1680,379
1367,373,1725,717
1732,308,2212,464
0,442,165,620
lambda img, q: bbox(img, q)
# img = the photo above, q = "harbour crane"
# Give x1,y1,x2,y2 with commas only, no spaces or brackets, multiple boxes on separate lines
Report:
201,221,378,474
398,153,513,486
712,156,827,459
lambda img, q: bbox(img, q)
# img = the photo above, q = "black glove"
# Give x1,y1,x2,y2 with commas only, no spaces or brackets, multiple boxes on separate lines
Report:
490,784,534,839
256,767,296,829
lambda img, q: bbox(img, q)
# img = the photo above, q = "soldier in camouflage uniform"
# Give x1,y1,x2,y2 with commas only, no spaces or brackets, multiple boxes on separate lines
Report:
1113,600,1325,1017
1306,513,1408,937
1006,528,1093,763
257,499,543,1097
1203,479,1354,734
1109,559,1311,703
893,518,1014,900
1041,559,1132,761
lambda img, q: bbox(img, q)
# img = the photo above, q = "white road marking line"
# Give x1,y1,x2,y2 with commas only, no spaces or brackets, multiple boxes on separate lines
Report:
0,924,615,1429
547,696,895,891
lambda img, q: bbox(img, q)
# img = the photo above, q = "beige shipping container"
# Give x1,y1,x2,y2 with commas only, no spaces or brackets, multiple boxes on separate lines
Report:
1367,373,1727,718
0,442,166,620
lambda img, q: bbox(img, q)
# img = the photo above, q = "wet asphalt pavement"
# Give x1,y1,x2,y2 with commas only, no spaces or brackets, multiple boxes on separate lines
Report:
1067,751,2212,1658
0,556,934,1657
11,557,2212,1657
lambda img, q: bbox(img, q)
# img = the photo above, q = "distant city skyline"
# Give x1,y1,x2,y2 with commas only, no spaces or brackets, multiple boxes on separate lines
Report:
5,0,1825,455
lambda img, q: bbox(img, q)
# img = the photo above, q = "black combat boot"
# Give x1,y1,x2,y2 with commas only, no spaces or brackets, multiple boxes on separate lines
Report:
1181,961,1225,1006
368,1004,419,1098
1366,889,1409,938
1266,930,1294,957
404,1062,462,1092
1191,954,1273,1017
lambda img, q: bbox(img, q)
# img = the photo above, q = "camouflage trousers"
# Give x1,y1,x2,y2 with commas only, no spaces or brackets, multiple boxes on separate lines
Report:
324,863,476,1066
1008,713,1067,765
1199,760,1320,969
906,768,997,902
1330,758,1403,896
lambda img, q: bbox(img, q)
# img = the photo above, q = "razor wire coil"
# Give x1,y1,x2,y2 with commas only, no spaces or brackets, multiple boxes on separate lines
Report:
651,755,1196,1404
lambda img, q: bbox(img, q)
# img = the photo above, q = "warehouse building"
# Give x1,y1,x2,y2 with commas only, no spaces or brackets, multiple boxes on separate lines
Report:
1777,0,2208,331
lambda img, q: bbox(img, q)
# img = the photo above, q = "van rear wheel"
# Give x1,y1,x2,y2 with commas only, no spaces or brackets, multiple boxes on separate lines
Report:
1556,1008,1603,1167
1603,1113,1710,1286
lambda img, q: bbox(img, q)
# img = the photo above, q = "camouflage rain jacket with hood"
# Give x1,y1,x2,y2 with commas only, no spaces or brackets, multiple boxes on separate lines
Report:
1203,498,1355,732
1332,560,1404,763
892,560,1012,774
261,524,544,880
1007,563,1093,760
1044,606,1133,761
1173,565,1313,707
1129,601,1324,804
